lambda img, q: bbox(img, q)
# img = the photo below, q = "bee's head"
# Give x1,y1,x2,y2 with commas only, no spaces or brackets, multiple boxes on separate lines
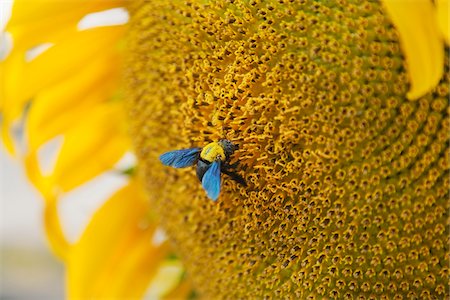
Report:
219,139,237,158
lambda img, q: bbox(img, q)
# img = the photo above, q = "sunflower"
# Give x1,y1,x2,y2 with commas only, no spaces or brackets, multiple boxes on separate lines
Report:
1,0,449,299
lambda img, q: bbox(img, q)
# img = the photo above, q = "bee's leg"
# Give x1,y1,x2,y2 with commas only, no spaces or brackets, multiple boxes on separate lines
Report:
221,169,247,186
223,161,240,170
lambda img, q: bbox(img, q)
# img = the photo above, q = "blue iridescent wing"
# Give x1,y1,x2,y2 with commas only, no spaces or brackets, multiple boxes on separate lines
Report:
201,160,221,201
159,148,201,168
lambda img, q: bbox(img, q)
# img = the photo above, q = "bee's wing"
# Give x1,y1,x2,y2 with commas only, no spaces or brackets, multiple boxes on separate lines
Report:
159,148,201,168
201,160,221,201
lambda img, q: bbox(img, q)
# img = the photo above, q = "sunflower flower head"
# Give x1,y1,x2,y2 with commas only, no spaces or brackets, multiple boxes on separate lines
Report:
126,0,449,298
1,0,449,299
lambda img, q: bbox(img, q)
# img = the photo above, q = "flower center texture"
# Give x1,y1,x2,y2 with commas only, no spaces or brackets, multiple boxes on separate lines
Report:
125,0,449,298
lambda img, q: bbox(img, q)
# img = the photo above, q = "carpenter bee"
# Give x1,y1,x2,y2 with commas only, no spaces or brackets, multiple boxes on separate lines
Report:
159,139,246,201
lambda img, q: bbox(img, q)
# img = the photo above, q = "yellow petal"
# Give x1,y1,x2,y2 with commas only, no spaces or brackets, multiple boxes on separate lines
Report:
24,151,47,195
162,281,194,300
1,25,125,120
6,1,126,54
382,0,444,100
26,52,120,151
147,260,185,299
44,195,70,260
6,0,125,30
24,146,61,200
1,123,16,154
436,0,449,43
8,27,77,64
67,180,169,299
0,52,22,114
24,151,69,261
49,102,129,191
0,52,26,154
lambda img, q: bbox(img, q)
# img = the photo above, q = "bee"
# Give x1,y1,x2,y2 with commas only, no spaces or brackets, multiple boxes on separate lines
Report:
159,139,246,201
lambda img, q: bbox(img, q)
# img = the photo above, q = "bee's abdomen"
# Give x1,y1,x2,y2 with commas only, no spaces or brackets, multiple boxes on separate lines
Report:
196,159,210,182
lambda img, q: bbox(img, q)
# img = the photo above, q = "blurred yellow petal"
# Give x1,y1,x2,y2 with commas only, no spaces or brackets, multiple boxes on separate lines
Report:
9,21,76,57
1,124,16,154
50,102,129,191
2,26,124,110
44,196,70,260
24,102,128,194
24,151,47,196
0,52,23,114
0,52,26,154
1,3,126,155
6,1,126,54
7,0,125,30
28,152,70,260
67,180,169,299
26,52,120,151
163,281,193,300
436,0,449,43
382,0,444,100
106,234,169,298
147,260,185,299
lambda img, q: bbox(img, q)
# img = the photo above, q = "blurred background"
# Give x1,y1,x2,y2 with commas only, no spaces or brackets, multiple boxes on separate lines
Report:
1,146,65,299
0,2,131,298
